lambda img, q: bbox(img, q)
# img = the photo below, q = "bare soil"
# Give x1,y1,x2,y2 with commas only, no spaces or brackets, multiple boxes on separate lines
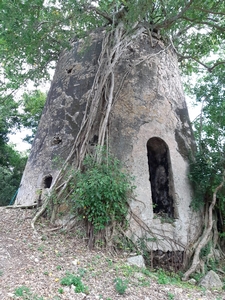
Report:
0,207,225,300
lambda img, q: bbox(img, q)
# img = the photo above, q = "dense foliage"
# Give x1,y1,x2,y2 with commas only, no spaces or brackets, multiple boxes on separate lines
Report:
19,90,46,144
189,65,225,229
0,147,27,206
70,150,135,232
0,95,27,206
1,0,224,95
0,89,46,205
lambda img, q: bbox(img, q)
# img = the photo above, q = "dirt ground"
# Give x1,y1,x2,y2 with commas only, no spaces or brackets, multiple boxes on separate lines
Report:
0,206,225,300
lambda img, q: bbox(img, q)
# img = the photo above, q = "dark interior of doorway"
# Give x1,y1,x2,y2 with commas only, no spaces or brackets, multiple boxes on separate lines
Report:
43,175,53,188
147,137,174,218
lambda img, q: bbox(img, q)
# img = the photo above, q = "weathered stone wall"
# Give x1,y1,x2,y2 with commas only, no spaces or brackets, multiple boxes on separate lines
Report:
16,32,102,205
107,34,201,251
15,31,202,251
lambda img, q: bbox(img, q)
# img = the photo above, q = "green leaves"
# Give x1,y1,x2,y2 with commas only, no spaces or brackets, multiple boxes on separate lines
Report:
0,146,27,206
70,148,135,232
61,273,88,293
193,65,225,150
19,90,46,144
189,64,225,211
0,0,225,94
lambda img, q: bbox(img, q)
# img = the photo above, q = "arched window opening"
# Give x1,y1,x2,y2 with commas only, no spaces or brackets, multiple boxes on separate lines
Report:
43,175,53,188
147,137,174,218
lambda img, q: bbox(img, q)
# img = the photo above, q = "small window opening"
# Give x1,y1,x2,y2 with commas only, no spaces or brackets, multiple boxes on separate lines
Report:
43,175,52,188
89,134,98,146
147,137,174,218
52,136,62,145
67,67,73,74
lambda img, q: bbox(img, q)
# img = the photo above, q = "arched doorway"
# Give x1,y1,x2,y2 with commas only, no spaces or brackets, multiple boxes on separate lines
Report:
147,137,175,218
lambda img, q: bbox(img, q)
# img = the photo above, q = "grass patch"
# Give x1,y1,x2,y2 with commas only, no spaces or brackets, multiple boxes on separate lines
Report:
114,277,128,295
61,272,88,293
14,286,44,299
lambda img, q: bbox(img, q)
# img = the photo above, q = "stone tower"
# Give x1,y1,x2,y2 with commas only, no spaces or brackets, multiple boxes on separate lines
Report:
15,31,202,258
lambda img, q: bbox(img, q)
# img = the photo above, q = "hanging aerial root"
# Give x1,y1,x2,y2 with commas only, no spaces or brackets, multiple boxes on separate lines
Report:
31,23,172,235
182,171,225,281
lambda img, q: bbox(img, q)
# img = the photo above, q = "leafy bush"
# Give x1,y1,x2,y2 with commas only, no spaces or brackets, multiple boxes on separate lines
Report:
189,68,225,214
114,277,128,295
70,148,135,232
14,286,30,297
167,292,175,300
60,273,88,293
0,147,27,206
189,150,225,211
157,269,170,284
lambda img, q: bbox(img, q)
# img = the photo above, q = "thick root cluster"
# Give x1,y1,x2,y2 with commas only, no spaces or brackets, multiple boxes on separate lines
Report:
31,23,145,230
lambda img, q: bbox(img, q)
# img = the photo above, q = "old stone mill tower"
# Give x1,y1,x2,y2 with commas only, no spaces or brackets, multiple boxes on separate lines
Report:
15,30,202,260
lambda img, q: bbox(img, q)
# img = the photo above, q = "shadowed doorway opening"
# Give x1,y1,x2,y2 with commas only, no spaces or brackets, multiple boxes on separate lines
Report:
43,175,53,188
147,137,175,218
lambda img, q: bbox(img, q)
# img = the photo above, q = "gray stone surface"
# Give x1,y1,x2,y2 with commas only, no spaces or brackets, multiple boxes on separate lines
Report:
15,30,202,253
127,255,146,268
188,278,197,285
199,270,223,289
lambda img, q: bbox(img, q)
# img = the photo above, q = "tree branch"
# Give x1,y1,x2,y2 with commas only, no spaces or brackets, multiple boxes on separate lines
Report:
173,24,196,38
169,36,225,72
156,0,195,29
193,7,225,16
208,61,225,72
182,17,225,32
85,5,113,24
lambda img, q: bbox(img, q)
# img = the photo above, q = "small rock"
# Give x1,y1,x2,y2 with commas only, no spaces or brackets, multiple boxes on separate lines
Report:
7,293,14,298
55,214,76,227
174,288,183,294
34,258,39,263
199,270,223,289
134,272,145,279
72,259,78,266
188,278,196,285
70,284,76,294
129,252,138,256
127,255,146,268
64,286,70,293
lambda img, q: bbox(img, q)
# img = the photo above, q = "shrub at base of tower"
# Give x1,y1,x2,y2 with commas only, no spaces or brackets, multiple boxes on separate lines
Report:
68,148,135,248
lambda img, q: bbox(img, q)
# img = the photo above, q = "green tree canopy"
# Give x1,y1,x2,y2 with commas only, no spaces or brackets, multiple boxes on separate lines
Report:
189,64,225,210
0,145,27,206
0,0,224,94
19,90,46,144
182,64,225,280
0,96,19,164
0,95,27,206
